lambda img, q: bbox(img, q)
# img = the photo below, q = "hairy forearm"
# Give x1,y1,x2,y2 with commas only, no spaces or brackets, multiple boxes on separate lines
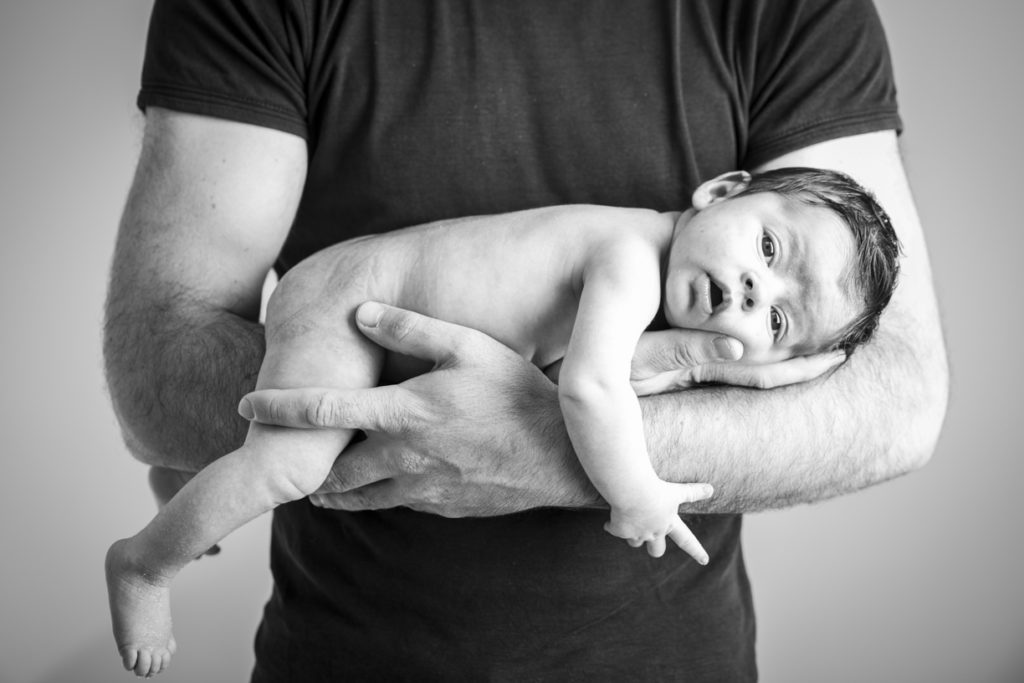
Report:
104,297,265,472
642,308,948,513
102,108,306,473
656,129,955,513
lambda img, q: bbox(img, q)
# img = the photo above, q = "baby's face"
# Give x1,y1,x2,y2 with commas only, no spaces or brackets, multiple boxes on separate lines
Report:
664,190,859,364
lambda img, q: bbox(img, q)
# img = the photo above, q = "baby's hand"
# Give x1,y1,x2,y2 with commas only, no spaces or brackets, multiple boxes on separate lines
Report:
604,482,712,563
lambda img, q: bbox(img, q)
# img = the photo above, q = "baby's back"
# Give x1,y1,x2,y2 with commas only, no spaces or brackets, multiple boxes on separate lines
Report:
274,205,669,370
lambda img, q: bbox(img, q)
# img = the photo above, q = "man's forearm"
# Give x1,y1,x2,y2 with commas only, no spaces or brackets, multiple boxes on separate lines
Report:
104,302,265,472
232,298,945,517
103,108,306,472
642,305,948,513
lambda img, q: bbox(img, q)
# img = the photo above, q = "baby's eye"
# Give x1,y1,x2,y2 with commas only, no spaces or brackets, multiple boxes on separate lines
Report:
761,231,776,263
770,307,783,340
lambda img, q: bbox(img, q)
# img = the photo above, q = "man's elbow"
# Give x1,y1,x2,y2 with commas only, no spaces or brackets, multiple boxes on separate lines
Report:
104,335,183,468
106,382,174,468
118,422,166,467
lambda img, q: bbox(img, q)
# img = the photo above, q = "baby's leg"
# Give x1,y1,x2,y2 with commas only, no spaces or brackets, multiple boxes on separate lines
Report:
148,467,191,508
106,428,359,675
106,264,380,676
147,467,222,557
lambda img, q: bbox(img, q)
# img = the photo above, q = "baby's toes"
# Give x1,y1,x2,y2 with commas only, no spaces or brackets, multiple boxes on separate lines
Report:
133,649,153,677
120,647,139,672
150,648,172,676
160,647,174,673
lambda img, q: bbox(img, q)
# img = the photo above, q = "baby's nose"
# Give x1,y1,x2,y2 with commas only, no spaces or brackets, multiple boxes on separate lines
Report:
740,273,766,311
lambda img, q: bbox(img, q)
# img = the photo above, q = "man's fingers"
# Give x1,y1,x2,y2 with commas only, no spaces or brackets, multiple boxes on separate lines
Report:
668,519,710,565
632,327,845,392
354,301,489,365
312,479,401,511
315,438,397,494
696,351,846,389
633,328,742,378
239,385,419,431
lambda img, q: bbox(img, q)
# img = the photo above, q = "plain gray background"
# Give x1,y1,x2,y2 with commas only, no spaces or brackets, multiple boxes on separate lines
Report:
1,2,1020,681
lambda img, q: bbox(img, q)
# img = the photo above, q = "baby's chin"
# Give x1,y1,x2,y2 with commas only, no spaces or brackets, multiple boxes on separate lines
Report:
662,306,706,333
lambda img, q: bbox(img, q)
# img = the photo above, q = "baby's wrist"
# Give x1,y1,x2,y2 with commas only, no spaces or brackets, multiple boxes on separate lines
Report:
606,479,664,514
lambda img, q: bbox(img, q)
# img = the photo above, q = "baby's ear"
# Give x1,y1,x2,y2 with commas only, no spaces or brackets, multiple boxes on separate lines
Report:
691,171,751,210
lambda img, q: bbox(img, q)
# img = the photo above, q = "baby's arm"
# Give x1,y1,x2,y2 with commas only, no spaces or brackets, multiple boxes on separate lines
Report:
558,243,712,561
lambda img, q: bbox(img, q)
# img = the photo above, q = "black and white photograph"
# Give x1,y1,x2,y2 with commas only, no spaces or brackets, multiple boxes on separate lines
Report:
0,1,1021,681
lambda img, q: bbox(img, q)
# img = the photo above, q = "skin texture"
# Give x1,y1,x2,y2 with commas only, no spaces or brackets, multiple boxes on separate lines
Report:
105,111,303,472
110,188,862,670
104,117,943,678
106,112,945,524
239,132,946,516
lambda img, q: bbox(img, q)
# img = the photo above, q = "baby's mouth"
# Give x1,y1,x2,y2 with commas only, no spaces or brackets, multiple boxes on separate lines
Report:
709,279,724,311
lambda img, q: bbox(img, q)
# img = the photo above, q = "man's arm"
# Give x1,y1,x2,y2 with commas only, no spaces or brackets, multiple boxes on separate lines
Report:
642,130,948,511
239,130,946,515
104,107,306,471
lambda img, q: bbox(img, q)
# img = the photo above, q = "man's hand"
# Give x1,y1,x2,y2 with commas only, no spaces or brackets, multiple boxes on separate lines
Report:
629,328,846,395
239,303,844,516
242,302,595,516
239,303,843,516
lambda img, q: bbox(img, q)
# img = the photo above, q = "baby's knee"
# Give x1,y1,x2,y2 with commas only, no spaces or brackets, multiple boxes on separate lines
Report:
242,427,347,503
264,250,363,344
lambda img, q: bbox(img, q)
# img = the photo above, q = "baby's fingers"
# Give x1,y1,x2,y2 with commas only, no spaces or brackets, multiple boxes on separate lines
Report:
668,517,709,566
605,521,644,546
646,536,667,558
671,482,715,504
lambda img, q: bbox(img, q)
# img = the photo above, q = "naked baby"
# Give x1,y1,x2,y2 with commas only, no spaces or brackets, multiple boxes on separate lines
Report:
105,167,900,676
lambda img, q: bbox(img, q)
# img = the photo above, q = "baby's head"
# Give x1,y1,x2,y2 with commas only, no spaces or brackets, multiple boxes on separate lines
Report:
663,167,900,364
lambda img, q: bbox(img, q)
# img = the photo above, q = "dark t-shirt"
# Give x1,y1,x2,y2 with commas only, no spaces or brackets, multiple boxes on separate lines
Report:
138,1,900,679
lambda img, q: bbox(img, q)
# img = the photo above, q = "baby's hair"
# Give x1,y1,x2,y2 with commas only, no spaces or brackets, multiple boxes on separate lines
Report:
735,167,901,355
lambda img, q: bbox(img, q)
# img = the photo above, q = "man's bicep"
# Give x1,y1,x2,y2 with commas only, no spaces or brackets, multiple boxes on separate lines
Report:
111,107,307,319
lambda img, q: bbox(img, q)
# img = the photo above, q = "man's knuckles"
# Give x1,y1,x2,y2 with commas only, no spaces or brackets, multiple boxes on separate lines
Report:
307,390,345,427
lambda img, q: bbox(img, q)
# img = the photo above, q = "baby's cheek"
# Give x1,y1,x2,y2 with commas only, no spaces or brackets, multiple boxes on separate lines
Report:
687,314,776,364
737,341,797,366
729,327,774,365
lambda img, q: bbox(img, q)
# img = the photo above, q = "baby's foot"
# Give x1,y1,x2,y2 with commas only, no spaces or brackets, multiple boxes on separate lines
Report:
105,539,177,677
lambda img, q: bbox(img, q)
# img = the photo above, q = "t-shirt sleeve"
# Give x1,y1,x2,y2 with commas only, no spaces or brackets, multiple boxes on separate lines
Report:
742,0,902,168
137,0,309,138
